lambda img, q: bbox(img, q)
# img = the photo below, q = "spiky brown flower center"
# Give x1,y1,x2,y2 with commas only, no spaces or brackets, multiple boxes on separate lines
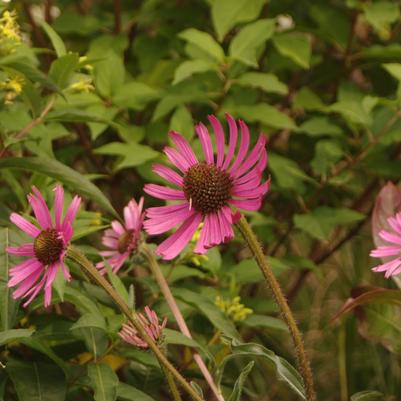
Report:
34,229,64,266
183,163,233,214
118,230,136,254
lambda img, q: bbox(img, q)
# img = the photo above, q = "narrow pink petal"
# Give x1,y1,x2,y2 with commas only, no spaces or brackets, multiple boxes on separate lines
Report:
6,244,34,256
144,206,193,235
12,268,43,298
208,212,220,246
234,151,267,186
144,184,186,200
30,187,52,229
53,185,64,230
156,212,202,260
99,250,119,257
194,217,210,254
217,209,234,242
230,198,262,211
146,203,189,218
9,259,42,287
164,146,191,172
222,114,238,170
232,180,270,198
379,230,401,246
112,221,125,235
60,261,71,281
10,213,40,238
208,115,225,167
388,216,401,236
102,237,118,249
229,120,250,173
372,258,400,273
63,222,73,243
22,275,47,307
196,122,214,164
62,195,81,231
232,135,267,178
104,229,119,238
169,131,198,166
124,206,135,230
44,264,58,306
370,246,401,258
152,164,184,187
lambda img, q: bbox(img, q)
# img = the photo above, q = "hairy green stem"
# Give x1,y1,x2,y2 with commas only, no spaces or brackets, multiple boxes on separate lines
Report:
159,346,183,401
236,216,317,401
141,245,225,401
66,246,204,401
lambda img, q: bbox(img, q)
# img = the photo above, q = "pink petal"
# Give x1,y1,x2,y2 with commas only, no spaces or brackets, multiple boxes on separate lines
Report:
144,205,193,235
235,151,267,185
217,209,234,243
62,195,81,231
102,236,118,249
194,217,210,254
229,120,250,173
152,164,184,187
144,184,186,200
169,131,198,166
232,180,270,198
6,244,34,256
12,267,43,298
9,259,43,287
208,115,225,167
10,213,40,238
112,221,125,235
30,187,53,229
222,114,238,170
53,185,64,230
370,245,401,258
164,146,191,172
146,203,189,218
388,216,401,236
22,275,47,307
230,198,262,211
379,230,401,246
60,261,71,281
156,212,202,260
196,122,214,164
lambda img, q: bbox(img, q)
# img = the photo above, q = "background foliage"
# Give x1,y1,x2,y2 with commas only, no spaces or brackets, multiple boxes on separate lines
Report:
0,0,401,400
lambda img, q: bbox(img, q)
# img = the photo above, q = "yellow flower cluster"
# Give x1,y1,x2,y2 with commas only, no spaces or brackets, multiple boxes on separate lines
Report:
0,75,24,104
0,10,21,53
215,295,253,322
68,77,95,93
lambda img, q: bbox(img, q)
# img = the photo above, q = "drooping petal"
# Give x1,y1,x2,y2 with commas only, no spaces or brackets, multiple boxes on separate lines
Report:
146,203,189,218
196,122,214,164
9,259,43,287
370,245,401,258
53,185,64,230
6,244,35,257
156,212,202,260
10,213,40,238
144,184,186,200
222,113,238,170
144,205,193,235
229,120,250,173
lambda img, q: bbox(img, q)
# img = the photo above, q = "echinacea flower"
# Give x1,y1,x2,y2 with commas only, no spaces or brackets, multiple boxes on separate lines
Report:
7,186,81,307
144,113,269,260
97,198,144,274
119,306,167,349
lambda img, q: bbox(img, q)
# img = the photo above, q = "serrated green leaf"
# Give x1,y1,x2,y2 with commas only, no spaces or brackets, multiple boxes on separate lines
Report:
229,19,275,67
49,53,79,88
273,32,311,69
173,59,217,85
112,81,160,111
94,51,125,98
311,140,343,177
299,117,342,137
41,21,67,57
234,72,288,95
88,363,119,401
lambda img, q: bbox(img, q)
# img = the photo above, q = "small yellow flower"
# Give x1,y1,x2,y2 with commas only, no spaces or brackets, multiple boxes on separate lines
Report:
79,56,94,72
68,77,95,93
0,10,21,42
0,75,24,104
215,295,253,322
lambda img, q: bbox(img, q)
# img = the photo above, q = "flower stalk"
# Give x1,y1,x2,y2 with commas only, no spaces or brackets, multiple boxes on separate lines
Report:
141,244,225,401
235,215,316,401
66,245,204,401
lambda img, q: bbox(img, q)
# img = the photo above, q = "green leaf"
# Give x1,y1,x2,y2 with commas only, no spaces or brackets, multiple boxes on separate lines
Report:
94,142,159,171
229,19,275,67
364,2,399,38
0,329,34,346
212,0,266,41
163,328,201,348
106,266,129,304
234,72,288,95
242,315,287,332
7,360,66,401
328,101,372,125
216,338,306,400
311,140,343,177
173,288,240,339
350,390,384,401
70,313,107,331
383,63,401,81
88,363,119,401
173,59,217,85
299,117,342,137
41,21,67,57
273,32,311,69
233,103,296,130
169,106,194,140
179,28,224,63
94,51,125,98
0,157,118,218
49,53,79,89
294,207,365,241
293,87,326,111
0,228,18,331
112,82,160,111
117,383,156,401
228,361,254,401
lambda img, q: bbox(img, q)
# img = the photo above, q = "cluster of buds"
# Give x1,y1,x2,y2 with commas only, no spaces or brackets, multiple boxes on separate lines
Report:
0,74,24,104
215,295,253,322
119,306,167,349
0,10,21,55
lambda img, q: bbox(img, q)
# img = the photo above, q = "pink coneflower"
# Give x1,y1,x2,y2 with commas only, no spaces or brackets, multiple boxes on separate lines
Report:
370,212,401,277
144,113,269,260
97,198,144,274
7,185,81,307
119,306,167,349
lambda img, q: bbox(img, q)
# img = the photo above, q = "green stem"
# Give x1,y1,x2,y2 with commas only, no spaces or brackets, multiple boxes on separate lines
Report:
66,246,204,401
236,216,316,401
141,245,225,401
160,347,183,401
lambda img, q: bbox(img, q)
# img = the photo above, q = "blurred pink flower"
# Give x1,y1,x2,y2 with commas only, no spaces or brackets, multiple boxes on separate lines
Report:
370,182,401,277
144,113,269,260
97,198,144,274
7,185,81,307
119,306,167,349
